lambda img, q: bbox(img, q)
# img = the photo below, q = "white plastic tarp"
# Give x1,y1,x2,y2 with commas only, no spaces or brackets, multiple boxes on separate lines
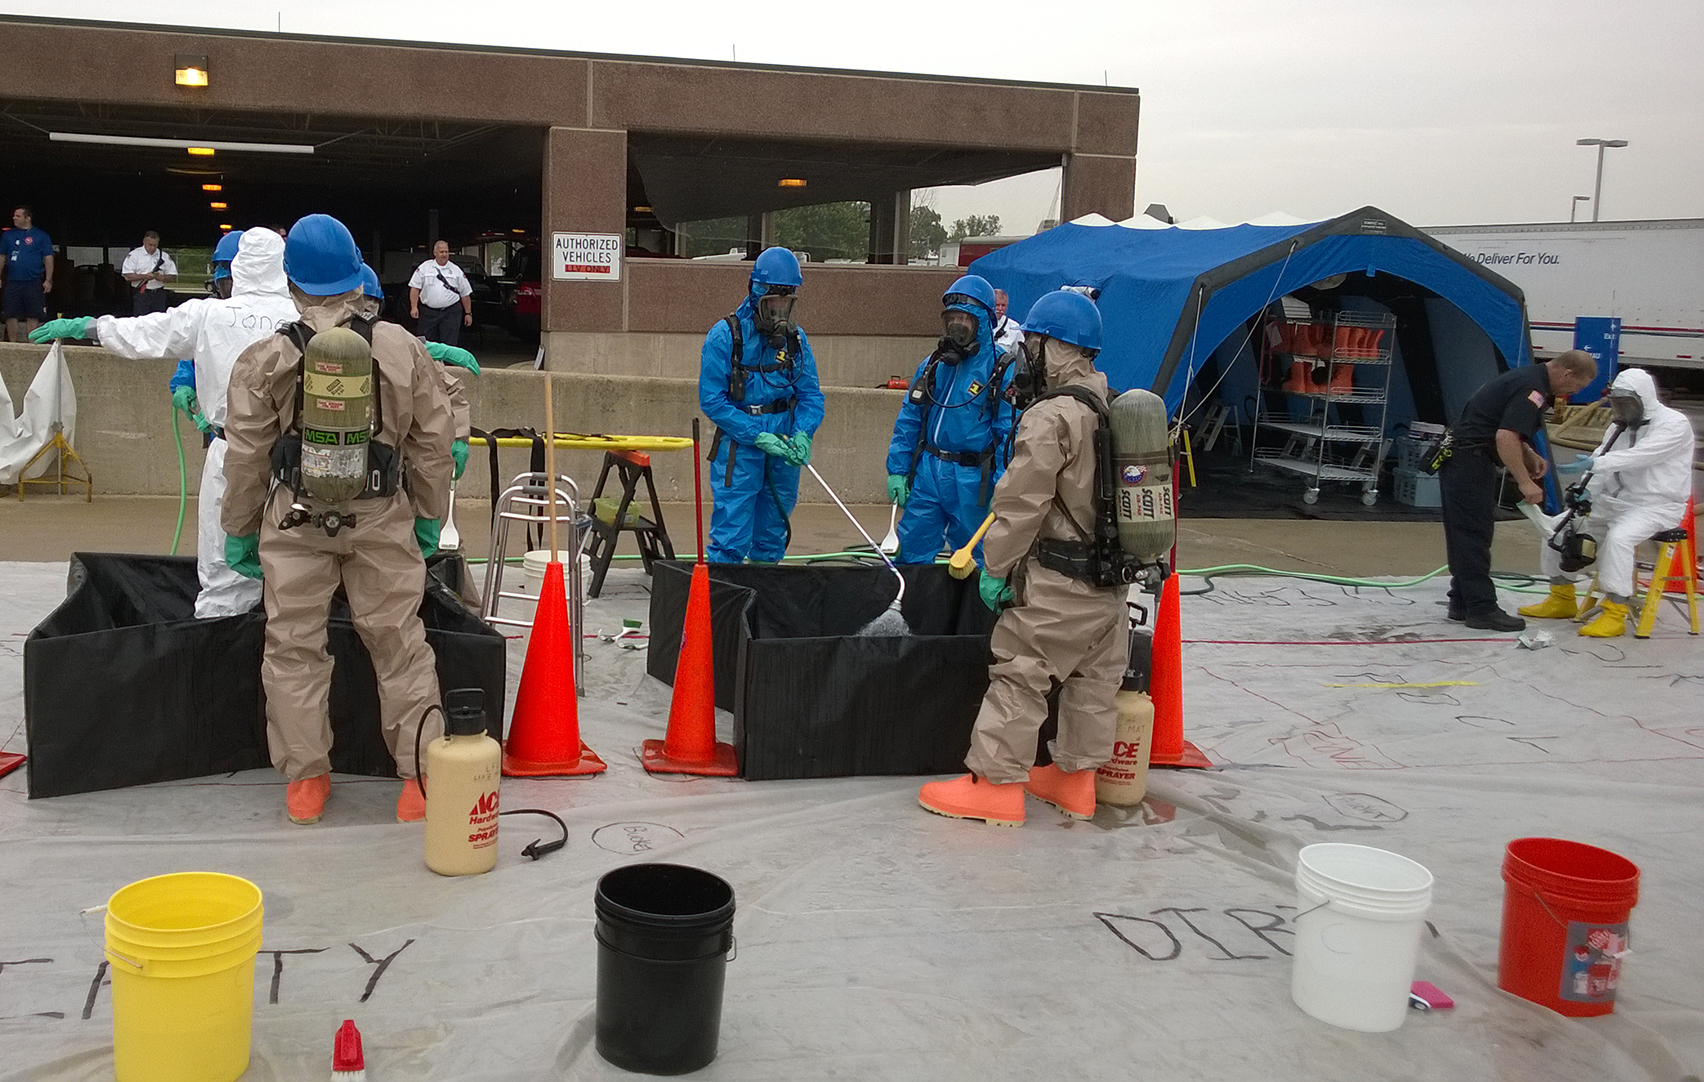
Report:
0,343,78,487
0,563,1700,1081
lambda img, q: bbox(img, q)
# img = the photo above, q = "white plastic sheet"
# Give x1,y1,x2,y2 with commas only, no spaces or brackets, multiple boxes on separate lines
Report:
0,564,1700,1081
0,342,78,487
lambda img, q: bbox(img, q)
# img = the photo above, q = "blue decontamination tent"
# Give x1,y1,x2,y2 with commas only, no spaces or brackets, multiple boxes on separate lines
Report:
969,206,1534,424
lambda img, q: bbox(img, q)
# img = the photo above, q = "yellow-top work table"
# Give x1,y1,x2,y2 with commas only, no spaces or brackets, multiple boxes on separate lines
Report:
466,433,692,597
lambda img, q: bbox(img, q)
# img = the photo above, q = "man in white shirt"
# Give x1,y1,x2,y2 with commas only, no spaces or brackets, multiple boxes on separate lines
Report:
992,288,1025,354
121,230,177,315
408,240,473,346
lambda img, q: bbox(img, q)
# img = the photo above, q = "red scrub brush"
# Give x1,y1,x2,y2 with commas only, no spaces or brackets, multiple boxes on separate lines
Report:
332,1019,365,1080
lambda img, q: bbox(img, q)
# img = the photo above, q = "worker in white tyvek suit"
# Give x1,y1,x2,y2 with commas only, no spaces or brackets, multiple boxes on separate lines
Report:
1519,368,1696,637
30,227,297,617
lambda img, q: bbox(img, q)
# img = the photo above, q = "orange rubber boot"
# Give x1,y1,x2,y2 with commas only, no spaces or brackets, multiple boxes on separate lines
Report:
918,774,1025,827
1024,763,1098,820
286,774,331,825
396,778,426,823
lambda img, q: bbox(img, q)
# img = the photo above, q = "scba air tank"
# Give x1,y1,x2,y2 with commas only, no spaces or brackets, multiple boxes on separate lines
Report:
425,689,501,877
1109,389,1174,562
299,326,374,505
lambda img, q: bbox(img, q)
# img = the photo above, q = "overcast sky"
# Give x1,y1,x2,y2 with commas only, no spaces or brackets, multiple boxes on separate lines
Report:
16,0,1703,234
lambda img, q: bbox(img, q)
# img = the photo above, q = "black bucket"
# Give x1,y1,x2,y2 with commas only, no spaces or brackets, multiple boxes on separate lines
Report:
594,863,736,1075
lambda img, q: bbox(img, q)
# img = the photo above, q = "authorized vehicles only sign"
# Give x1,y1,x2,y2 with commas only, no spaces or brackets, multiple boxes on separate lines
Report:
551,233,622,281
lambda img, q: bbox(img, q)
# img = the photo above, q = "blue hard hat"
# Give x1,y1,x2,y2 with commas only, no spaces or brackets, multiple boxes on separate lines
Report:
941,274,996,319
1021,290,1102,353
283,214,365,296
359,264,384,302
750,247,803,292
212,230,242,280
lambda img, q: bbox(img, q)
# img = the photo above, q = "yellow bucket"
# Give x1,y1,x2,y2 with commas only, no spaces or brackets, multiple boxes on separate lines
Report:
103,873,264,1082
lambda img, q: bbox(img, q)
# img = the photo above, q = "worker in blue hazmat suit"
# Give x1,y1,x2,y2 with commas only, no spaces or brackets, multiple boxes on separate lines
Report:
885,274,1016,564
31,227,297,617
699,247,825,563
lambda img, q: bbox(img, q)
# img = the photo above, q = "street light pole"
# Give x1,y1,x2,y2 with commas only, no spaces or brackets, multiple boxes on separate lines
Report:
1576,138,1629,222
1570,195,1590,223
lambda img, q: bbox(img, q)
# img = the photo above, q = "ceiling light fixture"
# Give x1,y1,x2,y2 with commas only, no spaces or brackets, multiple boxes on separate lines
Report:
174,54,209,87
218,224,233,231
777,178,807,188
202,183,223,192
209,201,228,210
49,132,314,155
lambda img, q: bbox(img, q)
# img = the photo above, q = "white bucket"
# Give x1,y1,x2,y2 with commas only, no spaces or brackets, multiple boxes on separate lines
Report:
522,550,588,595
1291,843,1433,1032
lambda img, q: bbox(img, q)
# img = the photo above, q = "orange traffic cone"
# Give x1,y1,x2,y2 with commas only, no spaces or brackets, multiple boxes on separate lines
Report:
642,562,738,775
1663,494,1698,594
502,560,606,776
1147,572,1210,769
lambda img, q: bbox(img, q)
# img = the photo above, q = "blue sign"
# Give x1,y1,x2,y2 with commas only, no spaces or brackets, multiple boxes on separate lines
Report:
1570,317,1620,403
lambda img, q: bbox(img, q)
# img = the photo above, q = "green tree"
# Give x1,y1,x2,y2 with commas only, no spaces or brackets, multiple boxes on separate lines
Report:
677,216,749,258
773,202,870,262
909,205,947,261
948,214,1002,241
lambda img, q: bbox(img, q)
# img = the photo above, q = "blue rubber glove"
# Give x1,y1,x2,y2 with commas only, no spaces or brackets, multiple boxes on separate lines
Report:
29,316,93,343
1556,453,1596,475
886,474,910,507
415,517,441,560
978,570,1013,612
787,432,813,466
168,359,196,394
451,439,469,480
225,534,262,580
753,432,792,459
424,341,481,375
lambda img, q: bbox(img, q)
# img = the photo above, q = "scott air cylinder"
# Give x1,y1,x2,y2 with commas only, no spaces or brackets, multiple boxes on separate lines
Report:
425,688,501,877
298,325,374,505
1109,389,1175,562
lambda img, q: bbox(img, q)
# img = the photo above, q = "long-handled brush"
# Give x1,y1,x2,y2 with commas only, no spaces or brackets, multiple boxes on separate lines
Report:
803,463,909,634
948,511,996,579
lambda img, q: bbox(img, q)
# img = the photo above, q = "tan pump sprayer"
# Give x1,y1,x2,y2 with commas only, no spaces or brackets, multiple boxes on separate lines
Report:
424,688,502,876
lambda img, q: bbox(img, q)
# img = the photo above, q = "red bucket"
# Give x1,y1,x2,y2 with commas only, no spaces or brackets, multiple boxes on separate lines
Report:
1499,838,1639,1016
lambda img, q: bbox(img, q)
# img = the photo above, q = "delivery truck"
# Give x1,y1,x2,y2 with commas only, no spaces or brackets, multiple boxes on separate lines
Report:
1426,218,1704,372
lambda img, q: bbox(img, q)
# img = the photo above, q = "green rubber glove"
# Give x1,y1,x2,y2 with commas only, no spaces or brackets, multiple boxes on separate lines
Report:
451,438,469,480
978,570,1014,612
788,432,813,466
29,316,93,343
886,474,910,507
753,432,791,459
224,534,262,580
171,385,198,416
414,517,441,560
424,341,481,375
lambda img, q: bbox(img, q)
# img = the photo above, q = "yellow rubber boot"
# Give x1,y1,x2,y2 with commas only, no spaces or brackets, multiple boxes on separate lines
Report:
1579,600,1629,638
1518,583,1577,619
918,774,1025,827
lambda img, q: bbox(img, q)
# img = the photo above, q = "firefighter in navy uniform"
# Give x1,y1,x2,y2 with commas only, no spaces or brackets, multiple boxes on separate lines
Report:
1438,350,1596,632
221,214,457,827
698,247,826,563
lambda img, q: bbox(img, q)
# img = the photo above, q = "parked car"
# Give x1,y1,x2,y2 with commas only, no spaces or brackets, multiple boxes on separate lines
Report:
499,245,542,343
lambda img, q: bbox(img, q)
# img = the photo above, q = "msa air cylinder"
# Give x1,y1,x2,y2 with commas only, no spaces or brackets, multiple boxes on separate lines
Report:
1109,389,1175,562
299,326,374,505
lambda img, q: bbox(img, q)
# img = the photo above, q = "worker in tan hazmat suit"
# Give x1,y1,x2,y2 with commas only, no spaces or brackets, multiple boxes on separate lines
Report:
920,290,1125,827
222,214,457,826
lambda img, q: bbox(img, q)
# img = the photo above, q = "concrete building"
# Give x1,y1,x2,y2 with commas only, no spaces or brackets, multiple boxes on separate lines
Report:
0,17,1138,500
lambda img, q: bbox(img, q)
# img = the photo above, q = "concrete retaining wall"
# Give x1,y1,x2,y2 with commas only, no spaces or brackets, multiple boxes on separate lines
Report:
544,331,933,388
0,341,905,503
